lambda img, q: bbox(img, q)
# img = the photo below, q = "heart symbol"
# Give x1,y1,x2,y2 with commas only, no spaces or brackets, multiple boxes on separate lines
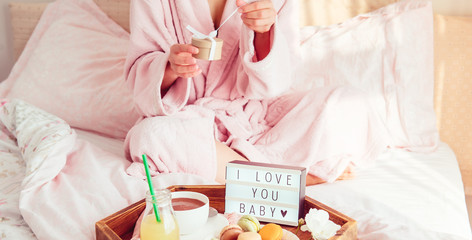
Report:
281,210,287,218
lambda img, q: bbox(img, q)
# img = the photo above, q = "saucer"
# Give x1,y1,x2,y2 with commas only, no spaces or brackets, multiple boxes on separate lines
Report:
180,214,229,240
282,229,300,240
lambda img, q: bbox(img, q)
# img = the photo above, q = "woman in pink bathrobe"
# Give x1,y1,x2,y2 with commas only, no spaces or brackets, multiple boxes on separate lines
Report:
124,0,387,185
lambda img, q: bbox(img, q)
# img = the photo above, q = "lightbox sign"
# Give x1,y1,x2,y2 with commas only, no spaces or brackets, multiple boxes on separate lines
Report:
225,160,306,226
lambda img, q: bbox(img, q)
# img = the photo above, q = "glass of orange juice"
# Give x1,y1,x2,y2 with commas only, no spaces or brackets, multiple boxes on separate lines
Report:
140,189,180,240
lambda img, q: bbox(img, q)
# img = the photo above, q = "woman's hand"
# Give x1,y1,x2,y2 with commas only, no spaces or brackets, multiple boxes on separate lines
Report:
236,0,276,33
168,44,201,79
161,44,201,93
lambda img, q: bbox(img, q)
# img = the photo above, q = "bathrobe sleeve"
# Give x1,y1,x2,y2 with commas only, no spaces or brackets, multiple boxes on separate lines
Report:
125,0,191,117
237,0,300,99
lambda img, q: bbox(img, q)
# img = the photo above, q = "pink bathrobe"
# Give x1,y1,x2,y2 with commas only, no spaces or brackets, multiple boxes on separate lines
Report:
124,0,388,182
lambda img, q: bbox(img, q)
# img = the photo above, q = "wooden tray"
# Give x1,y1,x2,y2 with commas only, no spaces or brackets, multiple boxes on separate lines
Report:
96,185,356,240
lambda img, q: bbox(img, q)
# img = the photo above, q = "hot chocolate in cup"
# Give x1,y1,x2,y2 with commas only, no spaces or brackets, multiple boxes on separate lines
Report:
171,191,210,235
191,37,224,61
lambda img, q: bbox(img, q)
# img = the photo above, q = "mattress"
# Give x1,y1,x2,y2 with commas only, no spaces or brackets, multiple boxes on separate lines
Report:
1,122,470,239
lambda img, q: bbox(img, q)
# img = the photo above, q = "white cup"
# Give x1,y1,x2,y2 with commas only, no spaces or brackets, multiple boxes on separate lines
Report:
171,191,209,235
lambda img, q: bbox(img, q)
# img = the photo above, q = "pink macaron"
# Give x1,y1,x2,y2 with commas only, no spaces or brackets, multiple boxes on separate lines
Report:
220,224,244,240
237,232,262,240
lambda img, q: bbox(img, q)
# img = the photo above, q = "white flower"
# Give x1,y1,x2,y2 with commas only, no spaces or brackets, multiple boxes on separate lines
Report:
300,208,341,240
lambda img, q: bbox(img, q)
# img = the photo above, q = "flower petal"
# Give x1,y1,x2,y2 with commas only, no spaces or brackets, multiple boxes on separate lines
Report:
300,225,309,232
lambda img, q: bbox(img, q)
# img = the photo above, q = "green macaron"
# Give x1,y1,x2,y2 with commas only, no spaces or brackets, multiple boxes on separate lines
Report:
237,215,261,232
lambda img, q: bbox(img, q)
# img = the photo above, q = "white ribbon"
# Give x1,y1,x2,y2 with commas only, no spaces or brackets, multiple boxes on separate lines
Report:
186,25,217,60
186,1,254,60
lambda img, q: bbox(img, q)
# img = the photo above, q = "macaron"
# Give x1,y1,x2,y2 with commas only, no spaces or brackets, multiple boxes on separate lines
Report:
237,215,261,232
258,223,283,240
237,232,262,240
220,224,244,240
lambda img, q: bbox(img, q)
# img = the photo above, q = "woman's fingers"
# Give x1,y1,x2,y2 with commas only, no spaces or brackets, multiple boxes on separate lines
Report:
242,8,273,19
172,64,199,74
169,44,201,78
170,44,199,55
235,0,246,8
237,0,275,33
170,61,201,78
172,68,202,78
238,0,273,14
240,16,274,33
171,54,196,65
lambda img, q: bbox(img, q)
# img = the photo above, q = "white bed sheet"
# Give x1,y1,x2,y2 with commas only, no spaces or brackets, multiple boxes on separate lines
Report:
71,130,472,240
307,142,472,239
1,126,471,239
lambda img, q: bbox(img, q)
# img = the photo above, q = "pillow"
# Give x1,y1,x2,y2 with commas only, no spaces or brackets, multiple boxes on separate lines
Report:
1,0,139,139
293,1,439,151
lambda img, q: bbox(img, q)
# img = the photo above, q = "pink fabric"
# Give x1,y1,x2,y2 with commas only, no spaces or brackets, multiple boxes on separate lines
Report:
294,1,438,152
124,0,300,117
0,0,140,139
0,98,148,240
0,99,215,240
124,0,388,182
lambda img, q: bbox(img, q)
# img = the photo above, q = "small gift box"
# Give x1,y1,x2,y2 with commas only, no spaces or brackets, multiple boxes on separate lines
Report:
191,37,224,61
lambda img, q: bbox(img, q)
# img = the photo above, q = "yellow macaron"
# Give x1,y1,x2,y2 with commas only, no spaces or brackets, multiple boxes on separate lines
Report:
258,223,283,240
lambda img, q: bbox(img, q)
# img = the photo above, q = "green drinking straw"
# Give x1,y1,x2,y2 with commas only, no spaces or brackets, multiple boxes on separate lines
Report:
142,154,161,223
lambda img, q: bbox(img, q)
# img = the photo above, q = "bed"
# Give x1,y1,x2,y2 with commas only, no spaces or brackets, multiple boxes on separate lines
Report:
0,0,471,239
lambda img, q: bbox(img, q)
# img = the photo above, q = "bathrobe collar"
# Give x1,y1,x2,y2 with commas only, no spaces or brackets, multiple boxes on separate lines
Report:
175,0,242,97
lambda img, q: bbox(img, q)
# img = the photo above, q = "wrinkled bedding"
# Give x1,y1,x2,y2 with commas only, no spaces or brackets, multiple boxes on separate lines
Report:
0,99,146,239
0,99,470,240
0,1,470,239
